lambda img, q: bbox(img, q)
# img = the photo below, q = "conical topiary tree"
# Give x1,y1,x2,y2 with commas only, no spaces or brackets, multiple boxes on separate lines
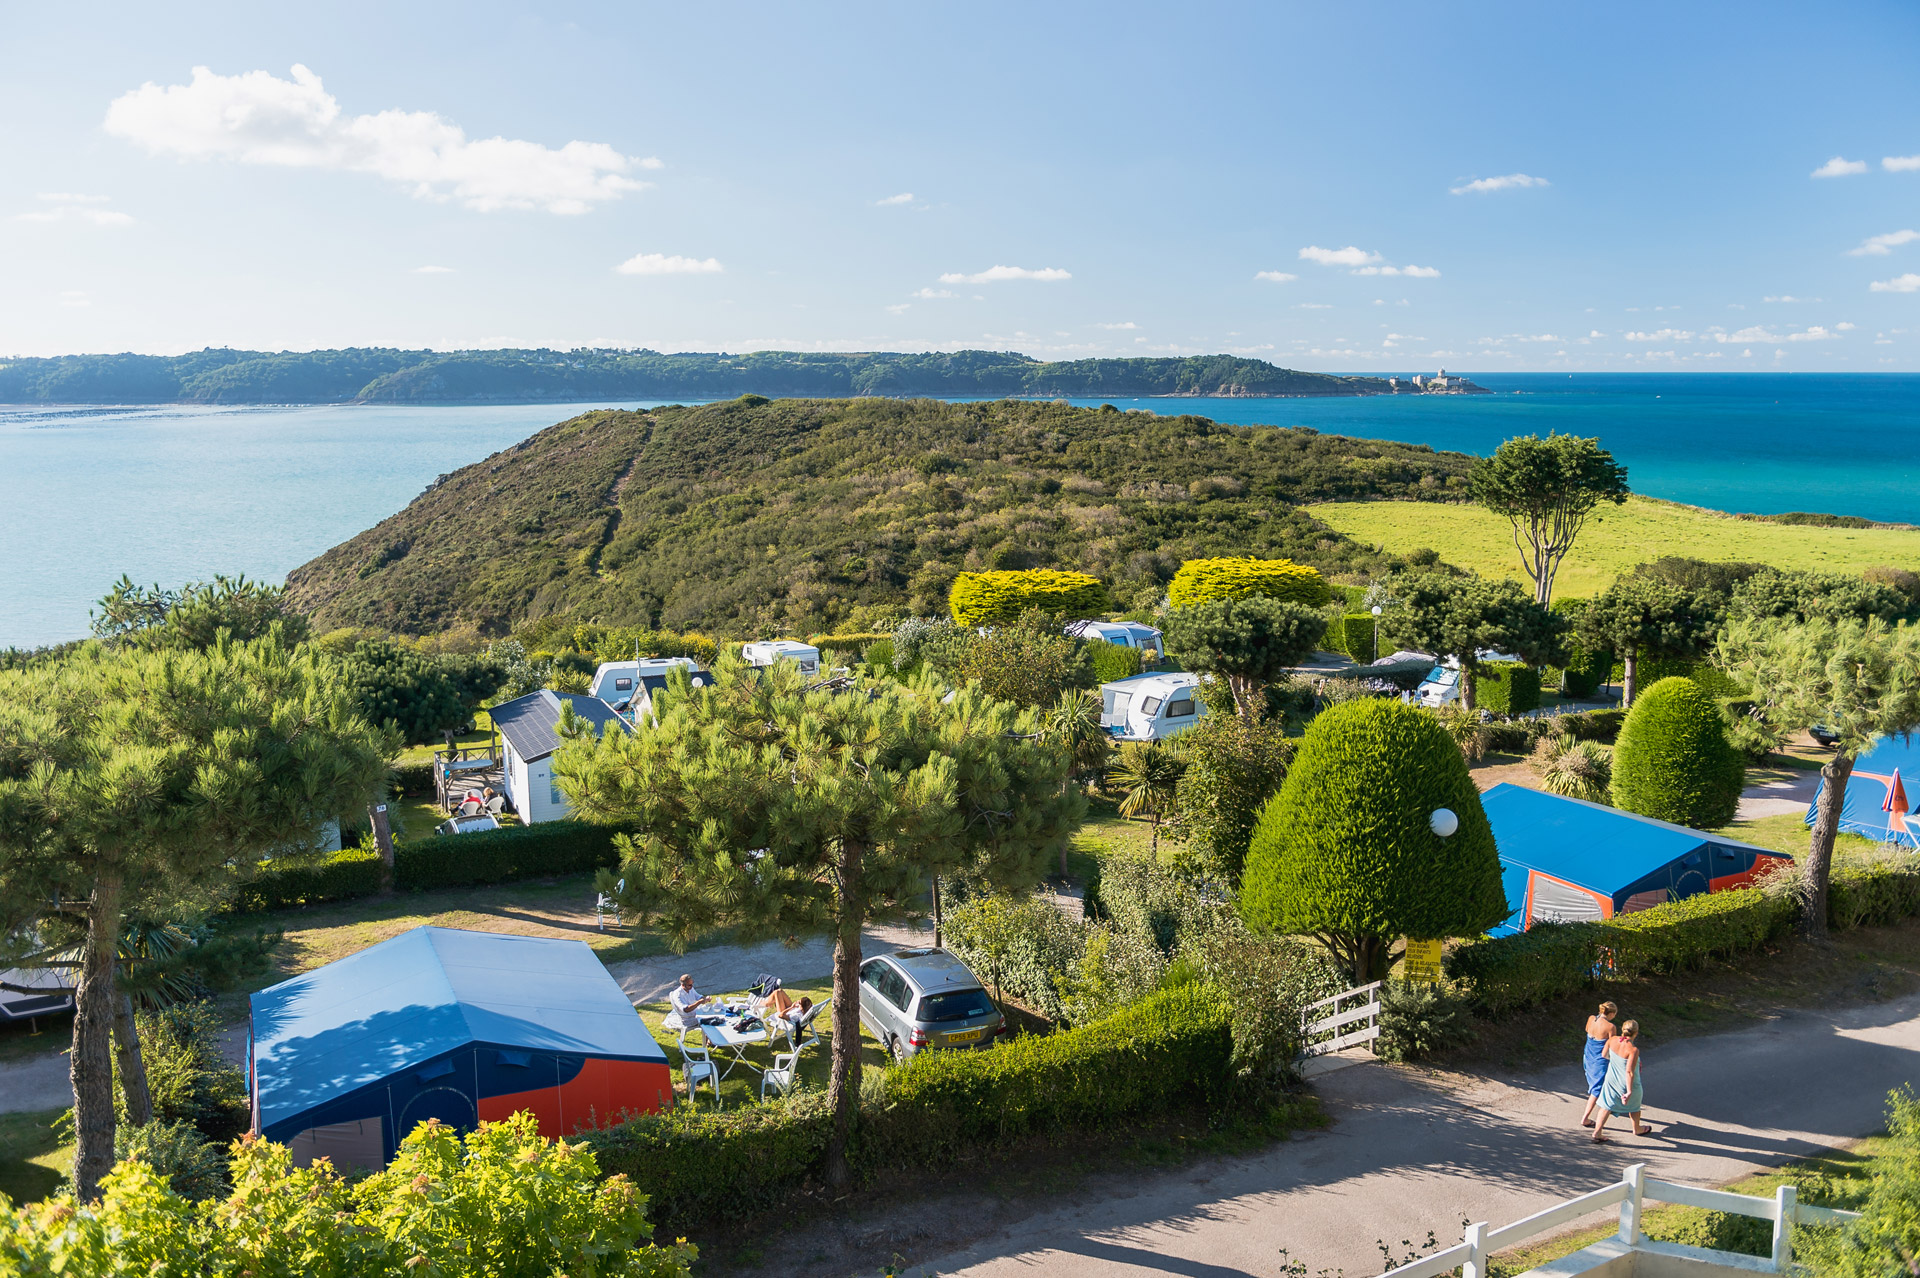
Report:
1240,698,1508,982
1609,675,1746,829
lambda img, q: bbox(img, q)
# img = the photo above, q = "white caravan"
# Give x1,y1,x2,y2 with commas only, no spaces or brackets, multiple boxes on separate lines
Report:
741,640,821,676
1099,672,1206,743
590,657,704,704
1414,650,1521,707
1065,619,1164,656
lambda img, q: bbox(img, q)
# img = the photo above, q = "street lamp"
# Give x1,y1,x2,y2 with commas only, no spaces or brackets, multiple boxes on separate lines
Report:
1370,604,1383,663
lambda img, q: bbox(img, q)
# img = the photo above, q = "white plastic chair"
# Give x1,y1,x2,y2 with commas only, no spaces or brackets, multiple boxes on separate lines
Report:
760,1033,810,1101
678,1029,720,1106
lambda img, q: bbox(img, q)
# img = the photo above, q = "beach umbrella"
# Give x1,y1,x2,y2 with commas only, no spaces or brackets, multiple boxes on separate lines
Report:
1885,768,1911,815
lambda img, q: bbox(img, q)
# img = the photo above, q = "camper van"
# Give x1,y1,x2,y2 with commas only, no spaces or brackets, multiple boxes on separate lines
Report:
741,640,821,676
1099,672,1206,742
589,657,704,704
1414,651,1522,707
1065,620,1164,657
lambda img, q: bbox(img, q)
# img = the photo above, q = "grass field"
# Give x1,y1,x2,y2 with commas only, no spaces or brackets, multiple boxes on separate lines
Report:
1308,496,1920,597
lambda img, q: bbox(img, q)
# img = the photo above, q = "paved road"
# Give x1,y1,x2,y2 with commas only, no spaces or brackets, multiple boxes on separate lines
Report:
905,993,1920,1278
1739,771,1820,821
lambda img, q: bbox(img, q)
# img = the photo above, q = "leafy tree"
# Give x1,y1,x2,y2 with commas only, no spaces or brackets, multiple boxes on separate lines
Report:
1578,576,1717,707
1380,573,1565,710
1106,742,1186,856
0,636,390,1201
928,611,1091,708
316,634,504,745
1167,556,1331,609
552,660,1080,1186
1171,713,1294,882
1164,596,1328,718
948,569,1108,626
1042,690,1112,875
1626,556,1767,604
92,574,311,649
1240,698,1507,982
1469,434,1629,605
1717,616,1920,938
1729,568,1916,626
1609,676,1746,828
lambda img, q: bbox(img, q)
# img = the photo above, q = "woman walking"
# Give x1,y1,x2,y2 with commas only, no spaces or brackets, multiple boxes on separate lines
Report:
1592,1020,1650,1142
1580,1001,1618,1129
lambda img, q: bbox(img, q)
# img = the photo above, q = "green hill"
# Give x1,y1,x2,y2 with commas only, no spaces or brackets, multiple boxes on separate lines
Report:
0,347,1399,405
284,396,1474,638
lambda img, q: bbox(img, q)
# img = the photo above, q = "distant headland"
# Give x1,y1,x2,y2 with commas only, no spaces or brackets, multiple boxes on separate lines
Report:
0,347,1489,405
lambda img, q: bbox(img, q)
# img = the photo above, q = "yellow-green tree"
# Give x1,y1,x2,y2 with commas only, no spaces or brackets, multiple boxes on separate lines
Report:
948,569,1108,626
1166,557,1331,609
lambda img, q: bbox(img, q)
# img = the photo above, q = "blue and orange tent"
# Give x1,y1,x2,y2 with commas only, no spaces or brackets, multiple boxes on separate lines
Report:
249,926,671,1170
1806,735,1920,849
1482,783,1791,936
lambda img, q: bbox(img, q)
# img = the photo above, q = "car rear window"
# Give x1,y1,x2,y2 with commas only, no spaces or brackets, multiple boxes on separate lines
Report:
918,989,995,1023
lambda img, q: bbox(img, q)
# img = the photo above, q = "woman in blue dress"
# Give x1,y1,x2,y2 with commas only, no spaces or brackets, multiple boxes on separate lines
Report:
1592,1020,1650,1142
1580,1001,1617,1129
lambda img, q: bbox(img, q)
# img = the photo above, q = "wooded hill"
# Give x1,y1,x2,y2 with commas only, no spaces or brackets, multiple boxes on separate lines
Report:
284,397,1473,639
0,348,1398,404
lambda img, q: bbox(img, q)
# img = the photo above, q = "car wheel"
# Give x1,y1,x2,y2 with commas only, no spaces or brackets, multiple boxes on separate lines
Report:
890,1035,910,1064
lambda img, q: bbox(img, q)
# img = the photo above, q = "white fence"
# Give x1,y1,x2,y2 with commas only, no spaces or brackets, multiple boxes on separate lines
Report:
1378,1163,1861,1278
1301,980,1382,1058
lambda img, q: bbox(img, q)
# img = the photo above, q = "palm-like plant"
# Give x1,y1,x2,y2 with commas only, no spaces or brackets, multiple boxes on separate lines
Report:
1042,690,1112,875
1107,742,1186,855
1529,734,1613,804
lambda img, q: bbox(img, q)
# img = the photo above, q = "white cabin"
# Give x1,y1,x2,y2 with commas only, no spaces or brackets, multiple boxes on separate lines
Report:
488,689,631,824
589,657,703,704
1064,619,1164,656
741,640,820,676
1099,672,1206,743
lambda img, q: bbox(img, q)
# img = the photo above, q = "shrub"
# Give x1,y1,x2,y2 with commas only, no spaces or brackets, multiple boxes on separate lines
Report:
1529,736,1613,804
1608,655,1745,700
1171,713,1294,883
1829,858,1920,930
1477,662,1542,715
1375,979,1476,1063
123,1001,250,1147
232,847,385,912
949,570,1108,626
389,759,437,796
1559,707,1626,742
1443,921,1600,1016
1167,557,1331,609
890,616,955,672
808,631,893,659
929,612,1093,708
1086,639,1144,684
114,1120,227,1201
1326,613,1378,663
1611,676,1746,828
392,820,621,891
943,893,1086,1022
862,638,895,670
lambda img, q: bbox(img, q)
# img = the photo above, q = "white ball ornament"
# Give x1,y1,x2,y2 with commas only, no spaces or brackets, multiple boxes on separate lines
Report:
1429,807,1459,838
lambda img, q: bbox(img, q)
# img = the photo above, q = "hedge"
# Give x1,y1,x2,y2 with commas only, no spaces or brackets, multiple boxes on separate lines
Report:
1167,557,1331,609
949,570,1109,627
1478,663,1542,715
808,631,893,659
231,849,386,913
390,760,436,797
392,820,622,891
1087,639,1143,684
1326,613,1377,663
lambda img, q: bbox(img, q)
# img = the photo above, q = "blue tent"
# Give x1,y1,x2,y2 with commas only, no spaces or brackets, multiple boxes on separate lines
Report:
249,926,670,1170
1482,783,1791,936
1806,735,1920,849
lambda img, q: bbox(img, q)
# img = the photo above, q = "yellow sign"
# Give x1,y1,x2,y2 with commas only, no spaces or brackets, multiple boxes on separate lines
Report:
1403,938,1443,985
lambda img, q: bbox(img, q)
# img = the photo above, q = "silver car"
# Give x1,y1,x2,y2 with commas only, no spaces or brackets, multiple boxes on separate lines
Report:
857,948,1006,1063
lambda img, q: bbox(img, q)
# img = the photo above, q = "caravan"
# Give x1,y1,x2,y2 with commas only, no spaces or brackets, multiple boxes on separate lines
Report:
1098,672,1206,742
1064,619,1164,657
589,657,704,706
1414,650,1521,707
741,640,821,676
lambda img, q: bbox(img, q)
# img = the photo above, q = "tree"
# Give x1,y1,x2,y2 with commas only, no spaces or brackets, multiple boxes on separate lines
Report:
1381,573,1565,710
1717,616,1920,939
552,660,1080,1186
92,574,312,649
930,611,1091,708
1172,713,1294,883
1469,434,1629,606
1163,596,1328,718
1728,568,1916,627
1041,690,1112,876
317,634,505,745
1578,576,1716,707
1609,676,1746,828
1166,556,1331,609
0,635,390,1201
948,569,1108,626
1106,742,1186,856
1240,699,1508,982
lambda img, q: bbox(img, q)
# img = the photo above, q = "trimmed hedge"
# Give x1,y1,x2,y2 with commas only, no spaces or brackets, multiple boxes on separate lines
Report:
1611,676,1745,828
808,631,893,659
1829,861,1920,931
1326,613,1378,663
232,849,386,913
1167,557,1331,609
1478,662,1542,715
390,760,436,797
1087,639,1144,684
392,820,621,891
1559,708,1626,742
949,570,1109,627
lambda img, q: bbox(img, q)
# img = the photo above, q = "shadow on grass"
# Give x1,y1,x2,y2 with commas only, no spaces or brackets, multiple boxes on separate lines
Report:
0,1108,71,1205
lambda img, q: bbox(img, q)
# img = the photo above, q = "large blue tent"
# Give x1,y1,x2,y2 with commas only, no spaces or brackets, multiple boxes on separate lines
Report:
1805,734,1920,849
249,926,670,1170
1482,783,1791,936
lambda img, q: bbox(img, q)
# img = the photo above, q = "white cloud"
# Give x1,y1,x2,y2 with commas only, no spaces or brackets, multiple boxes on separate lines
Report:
911,288,954,299
614,252,723,275
1871,274,1920,293
37,191,111,204
17,192,133,226
1884,156,1920,172
104,64,654,213
411,264,453,274
875,192,914,206
937,265,1070,283
1837,321,1857,331
1812,156,1868,178
1449,173,1549,195
884,303,910,314
1517,333,1564,342
1254,270,1297,283
1850,229,1920,256
1707,325,1837,342
1295,302,1332,309
1096,321,1138,330
1298,244,1381,267
1625,328,1695,342
1763,295,1821,303
1351,264,1441,278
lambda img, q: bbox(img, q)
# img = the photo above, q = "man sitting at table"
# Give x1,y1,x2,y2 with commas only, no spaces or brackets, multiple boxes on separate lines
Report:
667,974,710,1028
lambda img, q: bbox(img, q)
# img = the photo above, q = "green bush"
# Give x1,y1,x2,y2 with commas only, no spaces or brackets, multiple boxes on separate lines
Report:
1477,663,1542,715
808,631,893,659
1608,656,1745,699
1167,557,1331,609
1829,859,1920,930
942,893,1086,1022
393,820,620,891
390,759,436,796
1086,639,1144,684
1611,676,1746,828
1375,979,1476,1062
862,638,895,670
233,848,385,912
1559,708,1626,742
949,570,1108,627
114,1120,228,1202
1325,613,1378,662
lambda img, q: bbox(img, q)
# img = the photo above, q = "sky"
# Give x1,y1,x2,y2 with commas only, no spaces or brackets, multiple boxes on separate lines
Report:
5,1,1920,372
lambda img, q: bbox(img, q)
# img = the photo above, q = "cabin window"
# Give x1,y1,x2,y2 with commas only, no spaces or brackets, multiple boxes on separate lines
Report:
614,677,632,691
549,775,564,806
1140,696,1164,716
1164,698,1195,719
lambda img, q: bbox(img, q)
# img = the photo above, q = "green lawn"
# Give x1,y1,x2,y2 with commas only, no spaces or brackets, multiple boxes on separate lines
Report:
392,709,496,765
1308,496,1920,597
0,1109,72,1205
638,979,895,1110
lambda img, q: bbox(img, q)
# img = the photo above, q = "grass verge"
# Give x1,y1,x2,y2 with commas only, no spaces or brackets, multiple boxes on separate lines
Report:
0,1109,72,1205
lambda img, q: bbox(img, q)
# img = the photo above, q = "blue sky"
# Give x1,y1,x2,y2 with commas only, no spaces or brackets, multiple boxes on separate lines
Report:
6,1,1920,371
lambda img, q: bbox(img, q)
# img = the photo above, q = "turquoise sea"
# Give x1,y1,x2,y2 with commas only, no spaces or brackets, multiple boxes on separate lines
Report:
2,374,1916,648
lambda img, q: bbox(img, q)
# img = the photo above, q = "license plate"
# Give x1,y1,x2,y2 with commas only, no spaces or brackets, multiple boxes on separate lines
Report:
945,1028,983,1044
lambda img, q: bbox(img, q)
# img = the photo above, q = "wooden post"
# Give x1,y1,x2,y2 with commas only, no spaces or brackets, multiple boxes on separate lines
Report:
369,802,395,893
1772,1184,1796,1272
1462,1221,1488,1278
1619,1163,1645,1245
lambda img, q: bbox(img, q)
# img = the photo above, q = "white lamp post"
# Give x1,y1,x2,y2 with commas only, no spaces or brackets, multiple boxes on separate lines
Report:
1371,604,1383,663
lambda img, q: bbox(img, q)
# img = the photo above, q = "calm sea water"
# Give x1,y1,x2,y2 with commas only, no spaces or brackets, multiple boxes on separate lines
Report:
2,373,1915,648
